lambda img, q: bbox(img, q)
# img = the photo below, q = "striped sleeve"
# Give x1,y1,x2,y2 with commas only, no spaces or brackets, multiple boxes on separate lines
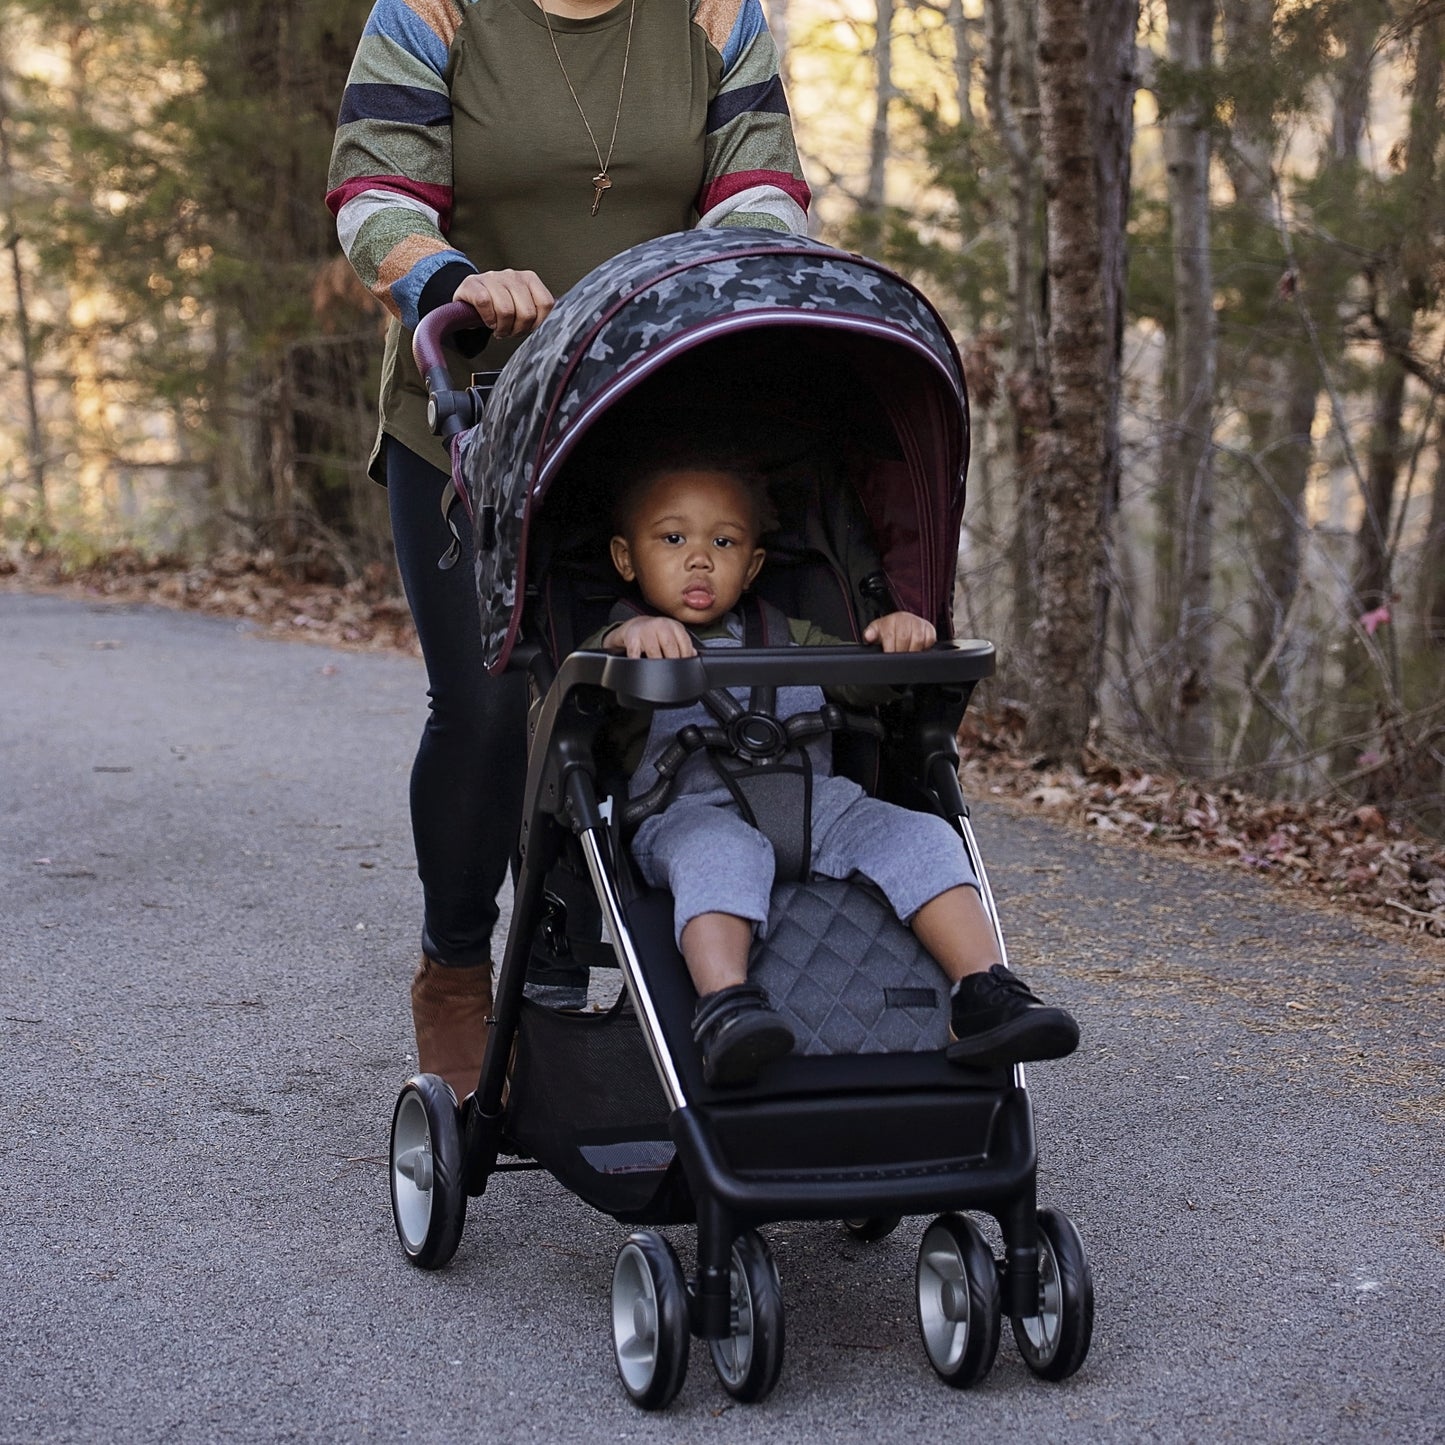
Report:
693,0,810,233
325,0,477,327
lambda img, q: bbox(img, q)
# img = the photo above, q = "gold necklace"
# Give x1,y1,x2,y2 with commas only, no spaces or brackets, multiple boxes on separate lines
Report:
538,0,637,217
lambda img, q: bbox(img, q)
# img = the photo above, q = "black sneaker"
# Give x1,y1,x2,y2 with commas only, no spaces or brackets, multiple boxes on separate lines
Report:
693,982,795,1087
946,964,1079,1067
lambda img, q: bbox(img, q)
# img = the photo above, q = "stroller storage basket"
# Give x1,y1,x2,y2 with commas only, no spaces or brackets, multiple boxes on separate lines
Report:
505,996,691,1223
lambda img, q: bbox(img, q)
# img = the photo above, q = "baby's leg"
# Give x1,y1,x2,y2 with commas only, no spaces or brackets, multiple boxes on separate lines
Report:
632,802,774,965
909,885,1003,981
811,789,984,970
813,792,1077,1066
680,912,756,995
631,804,794,1085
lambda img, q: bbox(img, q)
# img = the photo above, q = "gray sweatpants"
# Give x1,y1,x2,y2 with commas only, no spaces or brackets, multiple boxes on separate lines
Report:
631,772,978,947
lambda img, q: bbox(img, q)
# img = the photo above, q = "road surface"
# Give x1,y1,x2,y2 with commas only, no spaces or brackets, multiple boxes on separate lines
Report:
3,592,1442,1443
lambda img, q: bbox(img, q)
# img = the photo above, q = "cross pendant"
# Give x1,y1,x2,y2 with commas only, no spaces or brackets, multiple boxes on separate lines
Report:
591,172,612,217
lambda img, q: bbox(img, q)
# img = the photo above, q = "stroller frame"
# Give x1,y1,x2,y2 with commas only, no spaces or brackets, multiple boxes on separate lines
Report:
474,644,1042,1324
388,230,1093,1406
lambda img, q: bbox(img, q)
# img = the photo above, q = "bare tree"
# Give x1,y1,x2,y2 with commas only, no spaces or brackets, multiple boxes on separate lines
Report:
983,0,1047,643
863,0,897,231
947,0,977,128
1425,411,1445,648
1028,0,1110,755
0,33,45,534
1088,0,1139,710
1218,0,1318,780
1157,0,1217,771
1353,6,1442,621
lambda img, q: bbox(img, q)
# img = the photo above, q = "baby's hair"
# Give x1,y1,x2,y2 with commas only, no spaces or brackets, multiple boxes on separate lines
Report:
611,438,778,539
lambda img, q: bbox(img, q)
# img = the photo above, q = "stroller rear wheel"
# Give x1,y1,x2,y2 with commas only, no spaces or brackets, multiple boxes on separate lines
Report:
389,1074,467,1269
915,1213,1001,1388
708,1230,785,1404
611,1231,690,1410
1011,1208,1094,1381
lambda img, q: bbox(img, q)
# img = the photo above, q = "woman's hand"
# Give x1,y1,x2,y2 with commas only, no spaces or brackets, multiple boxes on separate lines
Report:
453,270,555,339
863,611,936,653
604,616,697,659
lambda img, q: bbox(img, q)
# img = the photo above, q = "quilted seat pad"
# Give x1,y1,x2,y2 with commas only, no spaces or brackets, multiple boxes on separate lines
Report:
749,878,950,1056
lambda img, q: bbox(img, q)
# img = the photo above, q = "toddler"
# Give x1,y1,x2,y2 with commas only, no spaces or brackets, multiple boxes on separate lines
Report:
593,456,1079,1086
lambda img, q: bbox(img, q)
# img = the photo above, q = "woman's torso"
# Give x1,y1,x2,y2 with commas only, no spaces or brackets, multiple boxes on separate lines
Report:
378,0,718,473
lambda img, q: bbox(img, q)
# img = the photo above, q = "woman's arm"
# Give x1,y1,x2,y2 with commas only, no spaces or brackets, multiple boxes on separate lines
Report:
325,0,479,330
694,0,811,234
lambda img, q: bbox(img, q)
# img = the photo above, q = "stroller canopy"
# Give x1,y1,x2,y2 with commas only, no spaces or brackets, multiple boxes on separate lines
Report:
455,228,970,673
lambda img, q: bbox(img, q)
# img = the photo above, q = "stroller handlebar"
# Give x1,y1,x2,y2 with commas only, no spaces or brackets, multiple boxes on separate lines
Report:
555,640,996,710
413,302,494,439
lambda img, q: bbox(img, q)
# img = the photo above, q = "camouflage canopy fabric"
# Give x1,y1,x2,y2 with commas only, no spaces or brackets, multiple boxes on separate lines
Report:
452,228,969,673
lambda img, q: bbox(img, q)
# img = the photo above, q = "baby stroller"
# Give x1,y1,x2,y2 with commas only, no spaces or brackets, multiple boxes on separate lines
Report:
387,229,1094,1407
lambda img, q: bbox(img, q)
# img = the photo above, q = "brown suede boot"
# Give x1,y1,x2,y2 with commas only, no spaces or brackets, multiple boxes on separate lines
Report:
410,954,493,1102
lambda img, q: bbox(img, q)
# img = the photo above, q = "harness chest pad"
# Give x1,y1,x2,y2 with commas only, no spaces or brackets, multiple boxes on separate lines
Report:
749,878,950,1055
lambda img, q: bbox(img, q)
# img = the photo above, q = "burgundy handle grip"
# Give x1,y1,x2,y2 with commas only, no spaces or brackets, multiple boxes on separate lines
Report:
411,300,490,381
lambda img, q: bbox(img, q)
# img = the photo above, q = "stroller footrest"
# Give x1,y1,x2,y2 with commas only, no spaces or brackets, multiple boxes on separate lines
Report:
733,1157,989,1188
672,1088,1037,1222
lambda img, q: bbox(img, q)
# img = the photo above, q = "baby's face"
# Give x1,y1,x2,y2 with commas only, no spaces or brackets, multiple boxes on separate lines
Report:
610,469,766,628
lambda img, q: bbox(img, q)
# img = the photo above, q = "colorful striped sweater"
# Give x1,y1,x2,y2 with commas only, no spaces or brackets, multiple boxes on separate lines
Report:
327,0,811,334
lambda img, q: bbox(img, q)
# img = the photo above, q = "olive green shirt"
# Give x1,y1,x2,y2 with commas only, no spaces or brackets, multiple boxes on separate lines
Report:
374,0,716,476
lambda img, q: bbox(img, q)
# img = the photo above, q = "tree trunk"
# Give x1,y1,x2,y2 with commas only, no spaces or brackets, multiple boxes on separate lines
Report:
1352,9,1441,621
1425,412,1445,649
947,0,977,128
1027,0,1109,756
862,0,896,237
1160,0,1217,771
984,0,1047,646
1354,357,1408,620
1087,0,1138,711
1219,0,1317,781
1334,6,1440,792
0,45,45,533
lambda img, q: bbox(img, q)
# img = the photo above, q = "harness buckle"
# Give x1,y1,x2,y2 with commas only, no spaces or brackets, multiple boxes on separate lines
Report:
728,712,788,763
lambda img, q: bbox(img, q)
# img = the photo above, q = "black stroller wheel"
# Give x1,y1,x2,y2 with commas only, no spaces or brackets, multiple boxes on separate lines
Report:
708,1230,785,1403
389,1075,467,1269
842,1215,903,1243
1011,1209,1094,1381
611,1231,690,1410
915,1213,1001,1388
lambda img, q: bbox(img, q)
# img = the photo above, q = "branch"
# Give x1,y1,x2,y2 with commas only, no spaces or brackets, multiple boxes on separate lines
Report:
1355,306,1445,394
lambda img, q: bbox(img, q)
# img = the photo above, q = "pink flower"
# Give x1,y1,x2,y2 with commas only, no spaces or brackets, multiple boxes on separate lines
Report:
1359,605,1391,636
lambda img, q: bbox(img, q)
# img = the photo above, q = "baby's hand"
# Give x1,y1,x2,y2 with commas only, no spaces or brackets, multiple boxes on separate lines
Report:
606,616,697,659
863,611,936,653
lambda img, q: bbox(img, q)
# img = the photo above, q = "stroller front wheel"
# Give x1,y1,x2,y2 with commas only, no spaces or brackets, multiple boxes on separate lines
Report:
389,1074,467,1269
915,1213,1002,1387
611,1231,691,1409
708,1230,785,1404
1011,1208,1094,1381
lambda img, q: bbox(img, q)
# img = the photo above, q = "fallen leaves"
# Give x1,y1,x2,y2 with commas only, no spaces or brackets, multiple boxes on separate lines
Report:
961,714,1445,940
7,547,420,656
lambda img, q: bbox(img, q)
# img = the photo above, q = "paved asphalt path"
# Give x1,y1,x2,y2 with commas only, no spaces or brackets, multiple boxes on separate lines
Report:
3,591,1443,1445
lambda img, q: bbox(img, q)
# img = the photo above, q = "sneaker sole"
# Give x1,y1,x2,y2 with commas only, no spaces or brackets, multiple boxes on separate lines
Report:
946,1008,1080,1067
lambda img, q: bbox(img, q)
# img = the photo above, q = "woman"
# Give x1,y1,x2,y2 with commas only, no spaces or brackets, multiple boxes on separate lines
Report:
327,0,810,1099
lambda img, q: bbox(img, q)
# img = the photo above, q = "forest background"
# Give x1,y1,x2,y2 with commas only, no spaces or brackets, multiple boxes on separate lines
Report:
0,0,1442,854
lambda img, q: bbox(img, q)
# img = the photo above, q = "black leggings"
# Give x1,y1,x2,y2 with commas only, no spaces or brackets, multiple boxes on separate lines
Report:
386,439,528,967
